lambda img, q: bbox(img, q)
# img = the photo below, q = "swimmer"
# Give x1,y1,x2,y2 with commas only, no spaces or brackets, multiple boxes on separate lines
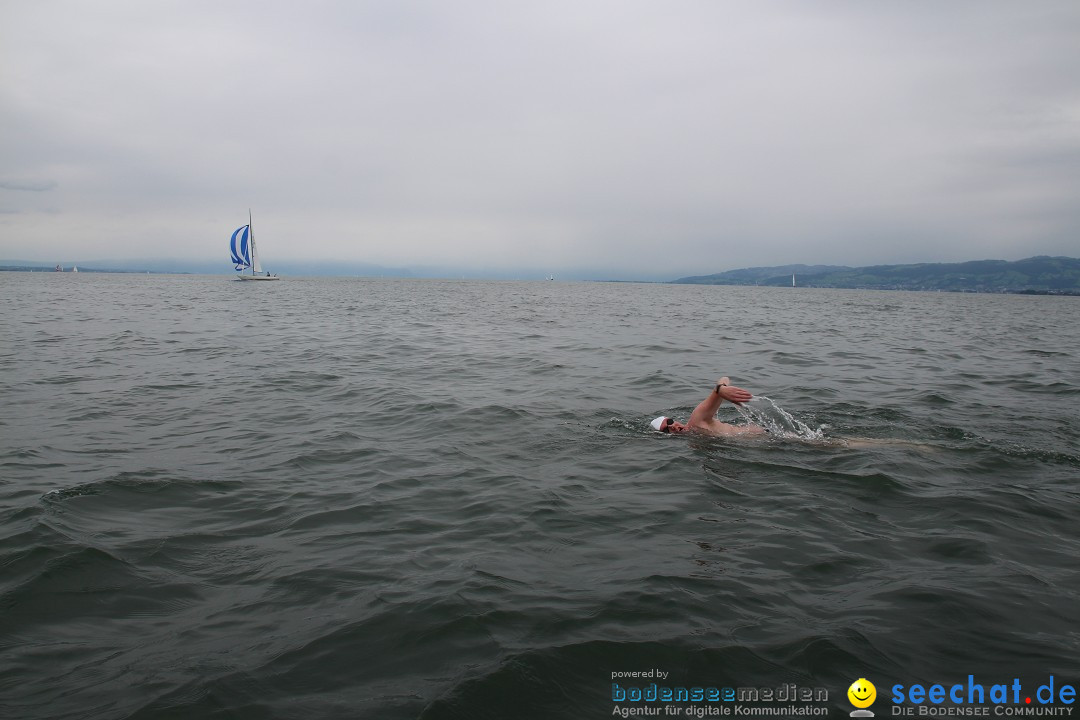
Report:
651,377,766,437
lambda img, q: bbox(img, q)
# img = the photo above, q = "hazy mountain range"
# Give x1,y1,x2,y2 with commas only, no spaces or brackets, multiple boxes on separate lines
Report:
674,256,1080,294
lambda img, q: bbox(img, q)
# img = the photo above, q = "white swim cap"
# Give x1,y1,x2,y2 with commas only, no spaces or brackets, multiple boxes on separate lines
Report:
650,416,667,431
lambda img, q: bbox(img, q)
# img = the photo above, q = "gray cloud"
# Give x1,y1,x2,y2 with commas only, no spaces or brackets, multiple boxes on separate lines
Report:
0,179,57,192
1,1,1078,278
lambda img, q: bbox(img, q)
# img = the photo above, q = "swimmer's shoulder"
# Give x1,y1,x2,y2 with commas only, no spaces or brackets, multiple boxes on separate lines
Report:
688,419,765,436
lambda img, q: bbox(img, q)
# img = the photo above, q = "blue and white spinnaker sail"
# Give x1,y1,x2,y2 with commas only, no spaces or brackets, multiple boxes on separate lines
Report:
231,225,251,271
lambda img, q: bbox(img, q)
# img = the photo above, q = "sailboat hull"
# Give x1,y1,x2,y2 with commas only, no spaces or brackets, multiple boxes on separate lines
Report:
234,275,280,281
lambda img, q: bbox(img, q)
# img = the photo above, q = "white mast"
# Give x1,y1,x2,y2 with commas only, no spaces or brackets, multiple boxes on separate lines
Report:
249,209,254,276
248,208,263,274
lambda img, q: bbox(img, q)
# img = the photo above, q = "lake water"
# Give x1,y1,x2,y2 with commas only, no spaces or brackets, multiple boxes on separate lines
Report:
1,273,1078,719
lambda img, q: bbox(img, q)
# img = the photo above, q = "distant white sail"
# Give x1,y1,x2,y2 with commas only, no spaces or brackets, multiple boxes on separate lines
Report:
250,230,263,274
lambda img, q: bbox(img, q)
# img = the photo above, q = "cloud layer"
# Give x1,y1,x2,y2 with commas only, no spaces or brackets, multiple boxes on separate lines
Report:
2,1,1078,278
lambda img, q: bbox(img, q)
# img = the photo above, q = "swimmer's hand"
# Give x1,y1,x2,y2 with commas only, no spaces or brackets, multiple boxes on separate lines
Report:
718,383,752,405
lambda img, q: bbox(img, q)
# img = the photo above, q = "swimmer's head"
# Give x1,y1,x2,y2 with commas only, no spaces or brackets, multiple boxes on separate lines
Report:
651,416,687,434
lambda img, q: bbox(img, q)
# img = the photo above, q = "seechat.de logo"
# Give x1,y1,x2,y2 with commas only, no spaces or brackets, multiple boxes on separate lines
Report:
848,678,877,717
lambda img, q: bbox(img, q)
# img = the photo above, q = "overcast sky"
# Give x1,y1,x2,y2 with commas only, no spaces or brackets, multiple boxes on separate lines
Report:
2,1,1078,278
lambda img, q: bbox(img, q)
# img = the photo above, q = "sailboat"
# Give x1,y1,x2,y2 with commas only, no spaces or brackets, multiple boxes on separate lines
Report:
230,210,279,281
72,265,78,273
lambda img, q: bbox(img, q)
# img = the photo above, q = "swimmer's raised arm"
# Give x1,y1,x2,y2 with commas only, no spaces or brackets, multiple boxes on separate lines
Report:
688,377,753,427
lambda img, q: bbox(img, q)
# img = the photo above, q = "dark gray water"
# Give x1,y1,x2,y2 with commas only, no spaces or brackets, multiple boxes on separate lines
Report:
2,273,1078,719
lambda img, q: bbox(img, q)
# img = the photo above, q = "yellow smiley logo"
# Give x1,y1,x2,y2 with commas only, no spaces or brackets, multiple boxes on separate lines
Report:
848,678,876,708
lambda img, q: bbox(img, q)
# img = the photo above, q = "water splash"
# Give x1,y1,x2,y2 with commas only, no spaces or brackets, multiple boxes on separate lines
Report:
733,395,825,441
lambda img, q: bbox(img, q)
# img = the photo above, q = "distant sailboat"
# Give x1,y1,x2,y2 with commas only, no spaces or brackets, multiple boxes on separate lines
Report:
230,210,279,281
72,265,78,273
547,274,554,281
55,264,63,272
792,273,796,287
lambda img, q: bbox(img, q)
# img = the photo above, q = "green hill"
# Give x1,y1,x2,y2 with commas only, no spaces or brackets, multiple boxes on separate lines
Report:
674,256,1080,294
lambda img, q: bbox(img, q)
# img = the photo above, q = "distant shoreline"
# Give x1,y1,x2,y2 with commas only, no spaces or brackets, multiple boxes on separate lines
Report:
673,255,1080,295
0,267,182,275
5,255,1079,295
